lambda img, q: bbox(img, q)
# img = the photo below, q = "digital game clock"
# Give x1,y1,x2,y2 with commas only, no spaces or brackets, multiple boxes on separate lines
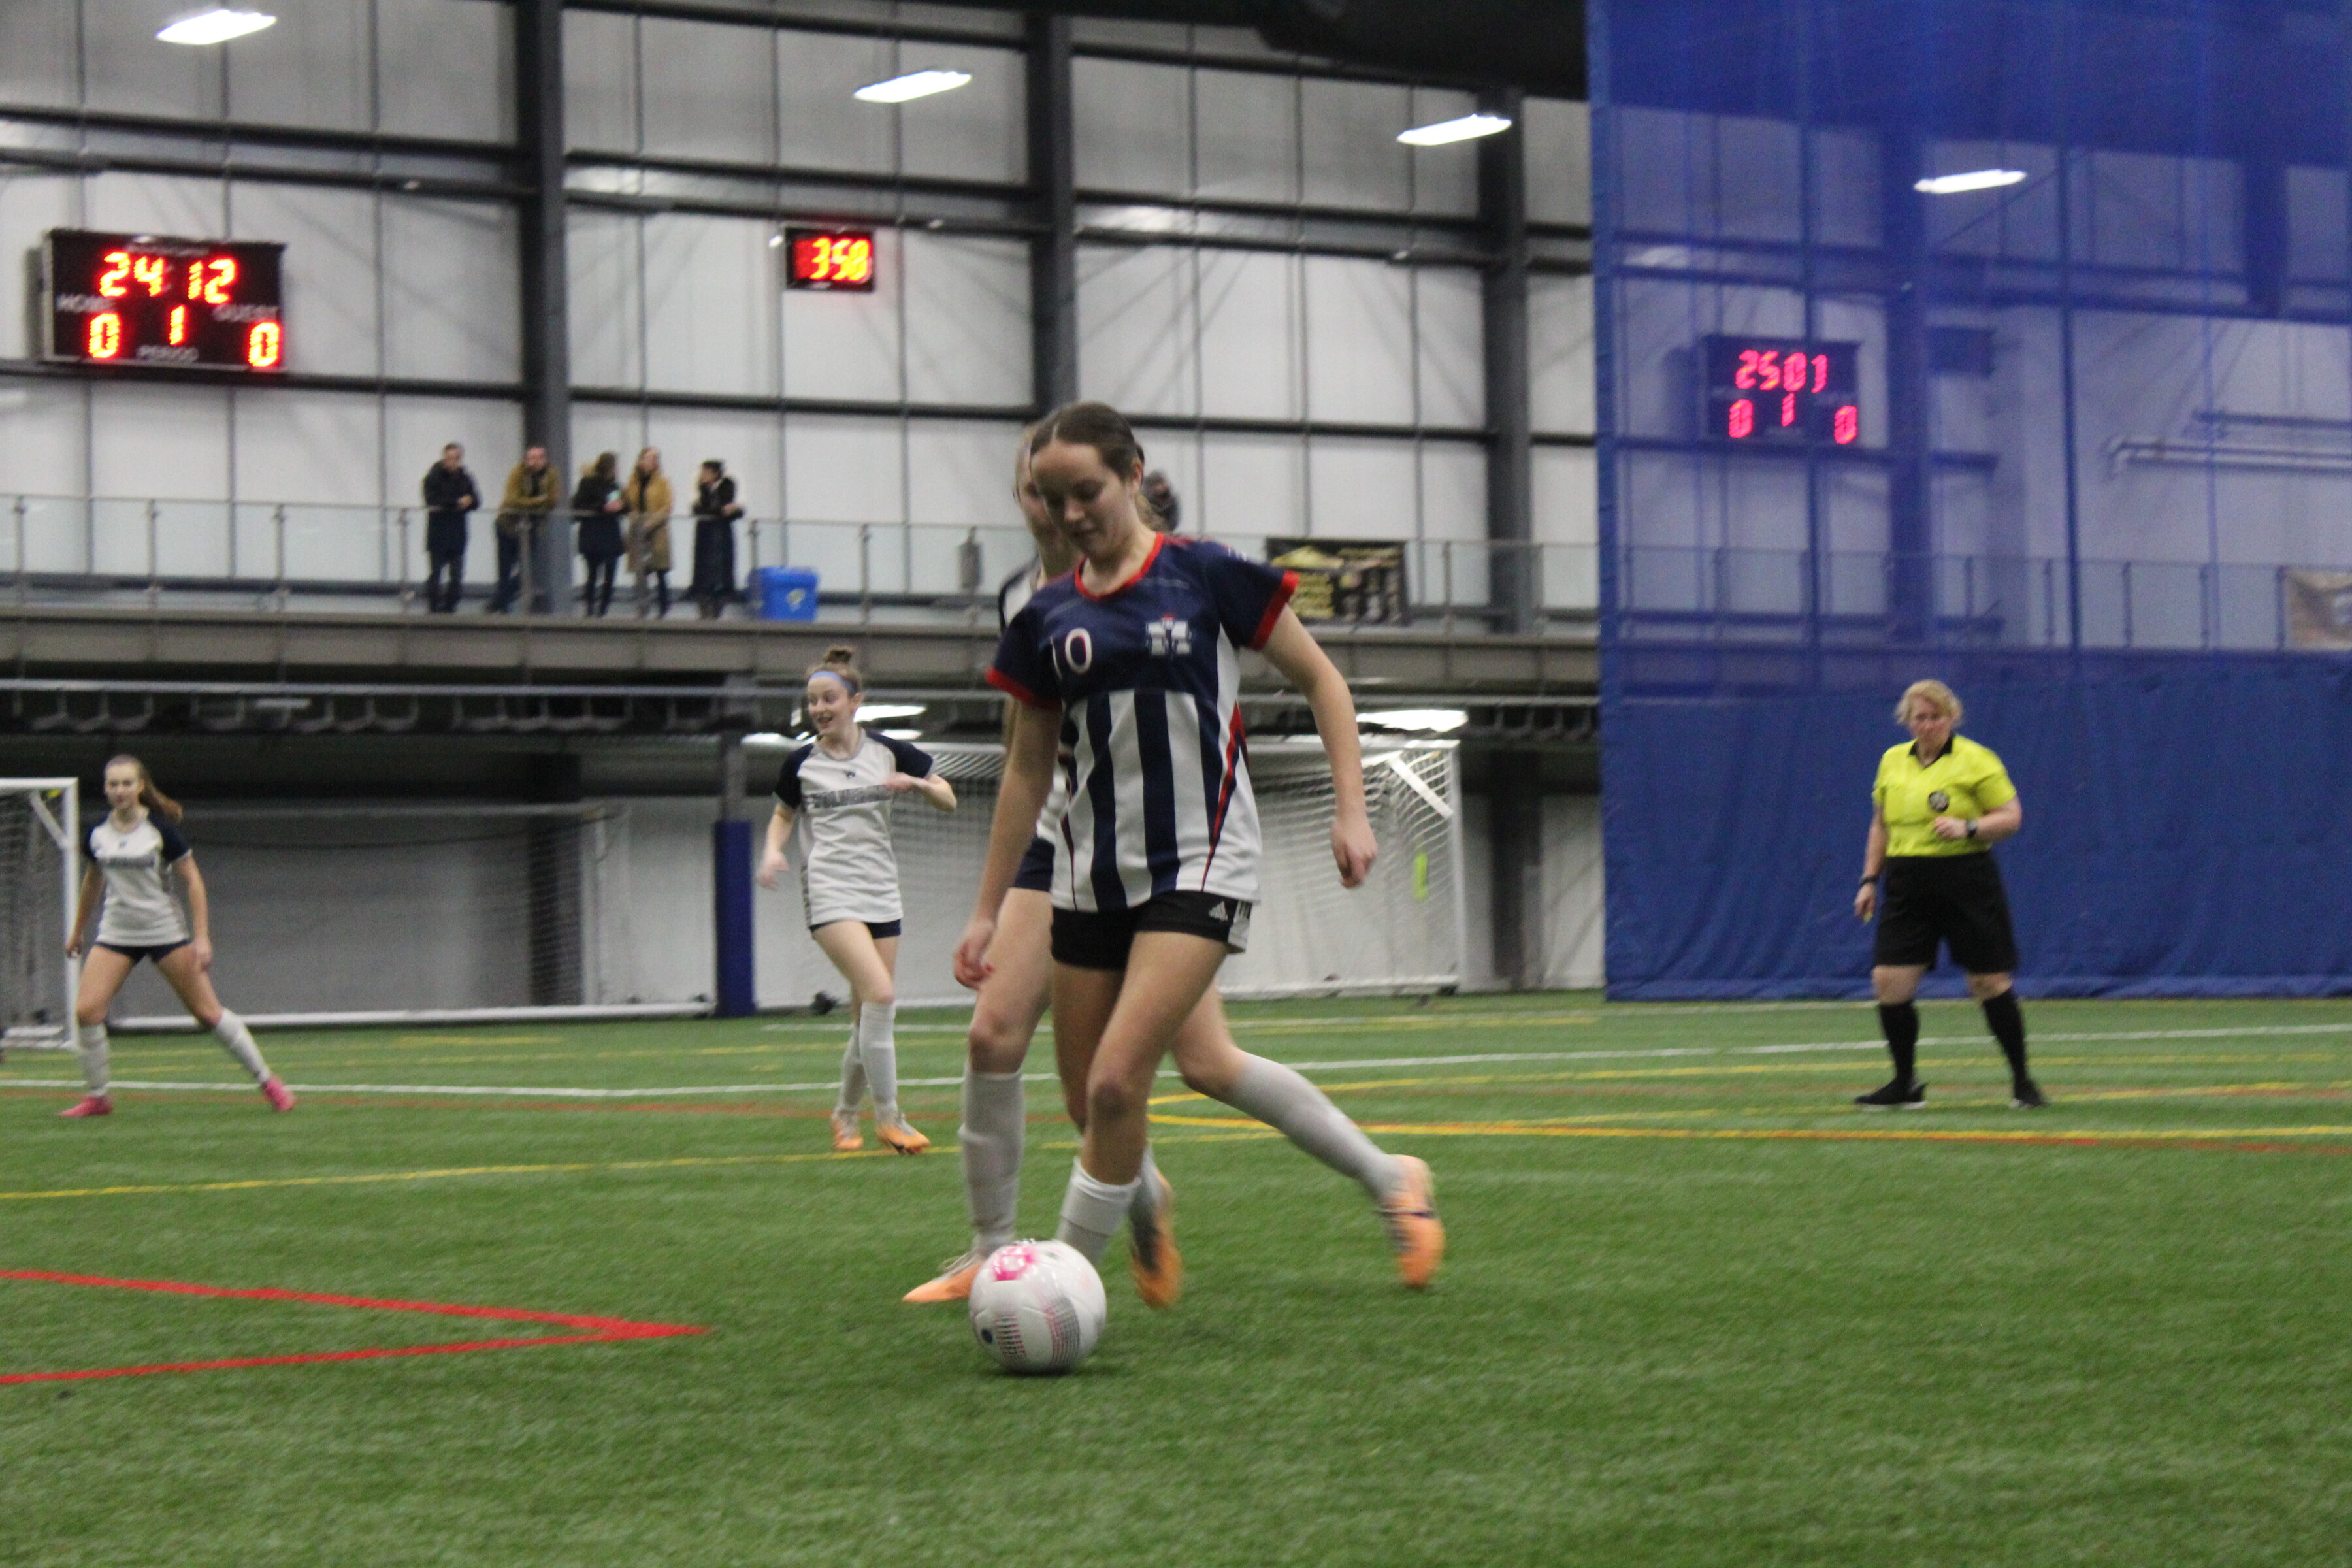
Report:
785,227,877,293
1700,335,1859,446
44,230,286,372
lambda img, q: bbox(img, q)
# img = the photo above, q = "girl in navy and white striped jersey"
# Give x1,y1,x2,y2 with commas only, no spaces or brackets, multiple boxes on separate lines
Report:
759,647,958,1154
57,756,294,1119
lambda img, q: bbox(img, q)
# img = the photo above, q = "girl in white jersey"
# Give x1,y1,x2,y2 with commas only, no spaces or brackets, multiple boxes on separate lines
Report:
57,756,294,1119
759,648,957,1153
906,429,1443,1305
951,402,1440,1300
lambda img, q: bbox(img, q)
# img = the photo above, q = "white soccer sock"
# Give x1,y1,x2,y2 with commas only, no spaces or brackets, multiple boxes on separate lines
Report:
834,1032,867,1115
77,1021,110,1096
1223,1054,1403,1201
859,1002,900,1121
212,1011,270,1083
1054,1159,1139,1267
962,1068,1025,1254
1126,1145,1162,1226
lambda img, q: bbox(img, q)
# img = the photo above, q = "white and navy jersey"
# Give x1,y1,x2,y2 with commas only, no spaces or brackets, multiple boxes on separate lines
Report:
999,557,1072,844
774,730,934,928
988,534,1296,911
84,811,193,946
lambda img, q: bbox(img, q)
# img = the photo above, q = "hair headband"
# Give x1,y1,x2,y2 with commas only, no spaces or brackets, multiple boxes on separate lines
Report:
809,669,860,694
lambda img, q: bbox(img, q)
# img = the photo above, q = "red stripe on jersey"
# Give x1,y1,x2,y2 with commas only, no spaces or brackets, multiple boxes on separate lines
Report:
1249,570,1300,649
1200,702,1249,885
986,667,1051,709
1074,532,1165,601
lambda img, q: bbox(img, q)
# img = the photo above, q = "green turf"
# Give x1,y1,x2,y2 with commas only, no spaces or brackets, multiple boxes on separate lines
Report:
5,994,2351,1567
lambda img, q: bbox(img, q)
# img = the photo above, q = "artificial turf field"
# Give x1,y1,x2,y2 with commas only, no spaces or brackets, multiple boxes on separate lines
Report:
4,994,2351,1567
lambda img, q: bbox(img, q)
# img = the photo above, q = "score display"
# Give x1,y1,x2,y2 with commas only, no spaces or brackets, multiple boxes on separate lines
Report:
785,227,877,292
1701,336,1859,446
43,230,286,372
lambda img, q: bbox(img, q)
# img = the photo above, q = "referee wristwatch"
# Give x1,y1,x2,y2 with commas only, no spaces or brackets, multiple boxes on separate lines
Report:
1965,819,1979,838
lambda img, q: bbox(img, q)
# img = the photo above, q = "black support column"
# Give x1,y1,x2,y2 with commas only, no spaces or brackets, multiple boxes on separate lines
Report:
1880,130,1932,643
1027,14,1079,412
517,0,572,614
1480,88,1535,634
1487,753,1546,990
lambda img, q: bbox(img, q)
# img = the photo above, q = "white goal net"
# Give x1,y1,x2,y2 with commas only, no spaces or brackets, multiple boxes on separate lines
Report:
755,737,1467,1008
0,779,79,1051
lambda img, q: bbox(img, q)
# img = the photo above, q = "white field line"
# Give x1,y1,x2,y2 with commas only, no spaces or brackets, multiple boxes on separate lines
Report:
759,1002,1879,1034
6,1022,2347,1100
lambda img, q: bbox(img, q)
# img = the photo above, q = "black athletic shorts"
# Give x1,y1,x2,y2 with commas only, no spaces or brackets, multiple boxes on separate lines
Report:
95,940,189,966
1873,854,2019,973
1013,836,1056,894
809,919,902,941
1051,891,1252,971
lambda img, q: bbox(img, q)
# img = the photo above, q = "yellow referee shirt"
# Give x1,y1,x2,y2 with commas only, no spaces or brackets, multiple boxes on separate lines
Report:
1872,734,2017,857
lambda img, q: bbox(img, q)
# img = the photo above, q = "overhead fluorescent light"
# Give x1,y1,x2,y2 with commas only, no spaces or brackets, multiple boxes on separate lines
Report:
881,728,924,741
1398,113,1512,148
1914,169,2028,195
157,7,276,45
1361,708,1470,734
857,703,926,721
853,69,972,105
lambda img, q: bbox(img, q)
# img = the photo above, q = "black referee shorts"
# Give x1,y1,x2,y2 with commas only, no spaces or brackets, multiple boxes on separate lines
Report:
1873,853,2020,973
1051,892,1252,971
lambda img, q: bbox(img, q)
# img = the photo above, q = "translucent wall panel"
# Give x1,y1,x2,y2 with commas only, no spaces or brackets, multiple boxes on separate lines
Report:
1306,438,1419,538
1071,59,1190,195
82,2,227,122
1619,107,1803,242
1300,79,1413,211
897,43,1025,186
0,381,89,498
377,0,514,144
781,233,901,400
225,0,373,135
640,16,777,165
1420,444,1489,544
1403,89,1482,218
1303,256,1413,425
1925,142,2062,260
644,215,780,398
906,421,1030,525
232,389,384,506
777,29,897,174
1529,275,1595,436
1075,245,1191,413
1533,446,1598,606
783,414,904,522
0,171,76,361
91,384,231,500
1198,250,1303,419
229,183,380,378
1200,432,1305,540
902,234,1031,406
382,198,520,384
88,172,227,239
0,3,76,110
643,408,784,527
1195,70,1299,205
1414,268,1486,428
563,8,641,155
383,397,525,505
1525,98,1592,228
568,209,644,389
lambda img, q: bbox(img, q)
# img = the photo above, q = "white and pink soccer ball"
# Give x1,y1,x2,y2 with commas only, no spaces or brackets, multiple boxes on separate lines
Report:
968,1240,1107,1374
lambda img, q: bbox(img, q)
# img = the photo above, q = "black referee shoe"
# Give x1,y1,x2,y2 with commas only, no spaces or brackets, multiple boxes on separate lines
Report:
2010,1079,2049,1109
1854,1078,1927,1110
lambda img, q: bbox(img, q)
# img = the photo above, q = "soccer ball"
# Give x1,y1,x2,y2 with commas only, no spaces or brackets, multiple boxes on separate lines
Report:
968,1240,1107,1375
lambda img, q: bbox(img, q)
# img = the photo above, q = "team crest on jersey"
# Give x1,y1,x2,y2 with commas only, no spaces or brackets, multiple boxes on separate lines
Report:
1927,790,1950,811
1145,615,1192,657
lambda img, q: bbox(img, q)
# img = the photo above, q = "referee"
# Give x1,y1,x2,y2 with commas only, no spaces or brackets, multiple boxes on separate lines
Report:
1852,680,2046,1109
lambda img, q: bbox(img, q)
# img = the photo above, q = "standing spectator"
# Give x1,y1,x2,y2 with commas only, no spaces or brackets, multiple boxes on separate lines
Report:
688,459,743,621
420,444,478,613
572,452,625,619
489,446,560,614
623,446,674,620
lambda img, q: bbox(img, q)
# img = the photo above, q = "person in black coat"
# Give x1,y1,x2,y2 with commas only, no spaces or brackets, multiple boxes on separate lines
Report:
689,460,743,620
420,444,478,613
572,451,625,618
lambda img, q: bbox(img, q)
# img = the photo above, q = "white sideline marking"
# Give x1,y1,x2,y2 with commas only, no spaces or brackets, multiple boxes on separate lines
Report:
7,1022,2347,1100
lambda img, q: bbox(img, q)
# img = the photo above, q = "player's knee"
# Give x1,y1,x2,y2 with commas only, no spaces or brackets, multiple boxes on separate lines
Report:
862,981,897,1010
1086,1073,1142,1126
1966,973,2010,1001
74,1001,106,1028
193,1005,224,1030
966,1015,1025,1073
1871,967,1917,1004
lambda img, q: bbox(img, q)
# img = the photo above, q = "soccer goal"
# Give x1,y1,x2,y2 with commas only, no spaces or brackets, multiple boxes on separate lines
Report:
1,779,81,1051
764,737,1469,1007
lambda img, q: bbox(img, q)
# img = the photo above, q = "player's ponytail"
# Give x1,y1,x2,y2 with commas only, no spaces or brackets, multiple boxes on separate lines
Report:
809,645,864,694
106,753,183,822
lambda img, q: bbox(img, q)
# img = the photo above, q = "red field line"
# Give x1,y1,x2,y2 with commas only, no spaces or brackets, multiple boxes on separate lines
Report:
0,1269,705,1386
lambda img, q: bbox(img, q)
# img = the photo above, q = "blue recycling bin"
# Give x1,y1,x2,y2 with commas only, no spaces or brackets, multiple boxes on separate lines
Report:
755,566,819,622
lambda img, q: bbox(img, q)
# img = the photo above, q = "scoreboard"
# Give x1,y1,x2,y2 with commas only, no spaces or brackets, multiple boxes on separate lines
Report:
1699,335,1859,446
44,230,286,372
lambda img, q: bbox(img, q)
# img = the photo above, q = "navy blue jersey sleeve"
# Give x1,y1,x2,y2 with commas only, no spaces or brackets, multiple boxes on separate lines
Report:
987,601,1062,709
154,817,191,862
875,733,933,777
84,821,99,860
773,745,813,809
1194,539,1299,651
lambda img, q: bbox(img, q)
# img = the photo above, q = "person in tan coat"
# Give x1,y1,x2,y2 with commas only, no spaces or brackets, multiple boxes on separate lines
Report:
489,445,560,614
623,446,674,619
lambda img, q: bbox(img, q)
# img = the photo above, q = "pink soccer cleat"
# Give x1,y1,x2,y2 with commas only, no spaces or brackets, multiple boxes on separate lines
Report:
261,1075,297,1112
59,1094,112,1119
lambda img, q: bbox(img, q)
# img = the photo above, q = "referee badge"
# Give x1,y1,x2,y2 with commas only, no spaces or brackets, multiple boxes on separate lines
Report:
1927,791,1950,811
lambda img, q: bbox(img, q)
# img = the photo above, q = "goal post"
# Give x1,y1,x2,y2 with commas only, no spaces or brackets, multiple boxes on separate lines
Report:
0,778,80,1051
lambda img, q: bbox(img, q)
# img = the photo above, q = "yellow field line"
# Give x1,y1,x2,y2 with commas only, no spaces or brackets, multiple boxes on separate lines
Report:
1149,1113,2352,1143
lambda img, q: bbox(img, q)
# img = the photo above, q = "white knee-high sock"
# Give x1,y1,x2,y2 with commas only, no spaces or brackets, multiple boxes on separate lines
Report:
961,1068,1025,1253
859,1002,900,1120
78,1021,110,1096
1222,1054,1403,1201
1055,1159,1139,1267
834,1032,867,1115
213,1011,269,1083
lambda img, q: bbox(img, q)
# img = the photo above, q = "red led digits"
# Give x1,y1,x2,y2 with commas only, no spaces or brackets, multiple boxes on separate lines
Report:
167,305,188,346
1833,404,1859,444
97,252,133,299
1729,398,1755,438
87,313,123,359
1812,354,1829,393
1734,350,1760,390
246,320,282,370
1781,391,1797,427
202,257,238,306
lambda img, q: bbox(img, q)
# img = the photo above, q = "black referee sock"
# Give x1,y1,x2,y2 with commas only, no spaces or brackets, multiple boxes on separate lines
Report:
1876,1002,1920,1087
1982,990,2031,1086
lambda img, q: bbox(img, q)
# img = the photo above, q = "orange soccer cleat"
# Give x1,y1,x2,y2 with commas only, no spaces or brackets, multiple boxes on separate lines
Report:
1128,1169,1183,1311
58,1094,113,1119
1381,1156,1445,1289
902,1250,984,1304
829,1109,864,1152
874,1115,930,1155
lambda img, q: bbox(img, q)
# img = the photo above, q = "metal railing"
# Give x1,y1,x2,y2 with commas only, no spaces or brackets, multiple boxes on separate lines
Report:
1,493,1602,632
1617,546,2352,653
